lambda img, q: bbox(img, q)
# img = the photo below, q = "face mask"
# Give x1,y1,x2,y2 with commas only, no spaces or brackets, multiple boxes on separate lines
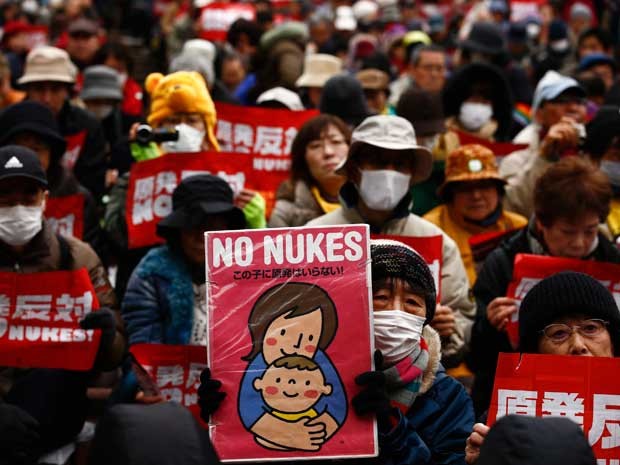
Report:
0,205,43,246
459,101,493,132
373,310,425,367
88,104,114,121
600,160,620,188
161,123,205,153
358,169,411,211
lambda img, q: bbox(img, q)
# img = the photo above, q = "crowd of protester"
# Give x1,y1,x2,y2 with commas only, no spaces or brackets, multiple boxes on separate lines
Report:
0,0,619,464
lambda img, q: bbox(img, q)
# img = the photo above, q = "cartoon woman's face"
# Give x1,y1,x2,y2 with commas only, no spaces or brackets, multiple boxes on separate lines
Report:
262,309,323,364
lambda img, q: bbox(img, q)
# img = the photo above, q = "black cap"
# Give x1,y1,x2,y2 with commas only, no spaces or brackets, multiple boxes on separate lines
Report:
0,101,67,163
0,145,48,187
156,174,246,237
460,22,506,56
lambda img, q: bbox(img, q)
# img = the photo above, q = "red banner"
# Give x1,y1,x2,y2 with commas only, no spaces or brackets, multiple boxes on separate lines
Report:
454,130,528,163
510,0,546,21
130,343,207,425
372,234,443,301
126,151,251,249
505,254,620,348
0,269,101,370
62,131,88,170
489,353,620,463
468,228,521,275
45,194,85,240
198,3,256,42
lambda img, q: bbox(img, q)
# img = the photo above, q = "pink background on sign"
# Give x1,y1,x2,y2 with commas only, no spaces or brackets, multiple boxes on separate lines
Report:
206,225,376,462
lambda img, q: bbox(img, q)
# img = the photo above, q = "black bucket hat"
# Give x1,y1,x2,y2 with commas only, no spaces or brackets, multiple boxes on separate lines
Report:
460,21,506,56
0,101,67,162
156,174,246,238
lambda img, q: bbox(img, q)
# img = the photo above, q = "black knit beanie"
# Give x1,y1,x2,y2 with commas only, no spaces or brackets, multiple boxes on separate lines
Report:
370,239,437,323
519,271,620,354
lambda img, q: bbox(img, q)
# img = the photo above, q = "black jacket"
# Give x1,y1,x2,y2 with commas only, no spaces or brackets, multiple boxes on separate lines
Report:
467,225,620,417
57,101,107,200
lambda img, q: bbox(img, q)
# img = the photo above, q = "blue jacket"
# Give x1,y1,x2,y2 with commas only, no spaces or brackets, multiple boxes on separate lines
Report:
377,367,474,465
122,245,194,345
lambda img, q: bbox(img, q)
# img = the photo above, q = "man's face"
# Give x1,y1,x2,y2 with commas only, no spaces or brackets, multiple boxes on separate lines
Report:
220,58,245,92
537,90,587,128
0,177,47,208
66,31,100,64
349,147,414,185
26,82,69,116
536,213,599,259
589,63,615,90
363,89,388,114
10,132,52,171
410,51,446,93
578,36,606,60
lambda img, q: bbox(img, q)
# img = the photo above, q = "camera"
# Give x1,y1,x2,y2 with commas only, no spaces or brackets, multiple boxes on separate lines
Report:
135,124,179,146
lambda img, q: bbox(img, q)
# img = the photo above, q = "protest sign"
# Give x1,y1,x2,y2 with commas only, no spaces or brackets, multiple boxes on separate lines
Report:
510,0,545,22
130,343,207,425
488,353,620,464
0,269,101,370
505,254,620,348
45,194,85,240
206,225,377,461
62,131,88,170
125,151,251,249
454,130,528,164
198,3,256,42
371,234,443,301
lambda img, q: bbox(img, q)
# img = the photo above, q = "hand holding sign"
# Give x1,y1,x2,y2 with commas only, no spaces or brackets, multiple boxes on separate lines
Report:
486,297,518,332
465,422,490,465
198,367,226,421
431,305,456,338
79,308,117,370
352,351,392,430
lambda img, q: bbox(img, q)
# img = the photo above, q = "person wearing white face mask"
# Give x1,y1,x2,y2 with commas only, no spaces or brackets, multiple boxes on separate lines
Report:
307,115,475,368
351,239,474,464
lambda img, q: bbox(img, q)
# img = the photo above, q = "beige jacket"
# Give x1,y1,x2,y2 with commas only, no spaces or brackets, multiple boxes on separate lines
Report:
269,180,324,228
307,203,475,367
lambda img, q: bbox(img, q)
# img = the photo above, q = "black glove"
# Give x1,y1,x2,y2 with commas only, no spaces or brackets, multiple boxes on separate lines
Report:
352,350,394,429
80,308,117,368
0,403,40,465
197,368,226,422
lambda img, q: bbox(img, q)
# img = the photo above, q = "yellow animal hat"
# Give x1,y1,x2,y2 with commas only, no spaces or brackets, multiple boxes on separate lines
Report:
145,71,220,151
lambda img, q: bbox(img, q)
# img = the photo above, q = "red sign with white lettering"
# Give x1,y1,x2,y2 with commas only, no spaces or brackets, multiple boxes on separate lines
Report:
198,3,256,42
62,131,88,170
0,269,101,370
489,353,620,464
45,194,85,239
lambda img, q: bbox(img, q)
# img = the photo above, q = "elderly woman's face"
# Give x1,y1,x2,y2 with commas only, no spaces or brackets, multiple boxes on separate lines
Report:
372,278,426,318
536,213,599,259
450,180,500,221
537,314,613,357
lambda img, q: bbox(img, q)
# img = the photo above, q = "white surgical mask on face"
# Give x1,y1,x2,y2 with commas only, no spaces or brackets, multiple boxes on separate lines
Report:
458,101,493,132
161,123,205,153
88,104,114,121
0,204,43,246
600,160,620,188
358,169,411,211
373,310,425,366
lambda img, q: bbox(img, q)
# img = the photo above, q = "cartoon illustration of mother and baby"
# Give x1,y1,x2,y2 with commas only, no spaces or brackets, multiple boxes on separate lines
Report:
238,282,347,452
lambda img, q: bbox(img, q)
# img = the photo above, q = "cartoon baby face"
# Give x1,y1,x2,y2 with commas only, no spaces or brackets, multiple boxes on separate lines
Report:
262,308,323,365
254,363,332,414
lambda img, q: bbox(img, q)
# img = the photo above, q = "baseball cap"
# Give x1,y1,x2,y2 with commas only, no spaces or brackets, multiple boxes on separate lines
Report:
532,70,586,112
0,145,48,187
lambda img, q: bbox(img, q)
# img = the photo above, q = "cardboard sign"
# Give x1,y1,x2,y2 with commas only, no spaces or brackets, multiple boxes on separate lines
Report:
371,234,443,301
454,130,528,163
62,131,88,170
489,353,620,464
505,254,620,348
125,151,251,249
45,194,85,240
206,225,377,462
0,269,101,370
198,3,256,42
130,343,207,425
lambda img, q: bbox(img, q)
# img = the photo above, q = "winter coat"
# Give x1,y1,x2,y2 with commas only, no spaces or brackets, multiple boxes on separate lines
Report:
424,204,528,285
57,100,108,200
307,183,475,367
122,245,194,346
499,123,541,183
269,180,325,228
467,222,620,416
0,221,123,398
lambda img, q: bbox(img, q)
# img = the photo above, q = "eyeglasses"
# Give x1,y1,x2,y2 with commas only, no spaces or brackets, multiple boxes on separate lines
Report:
540,319,609,343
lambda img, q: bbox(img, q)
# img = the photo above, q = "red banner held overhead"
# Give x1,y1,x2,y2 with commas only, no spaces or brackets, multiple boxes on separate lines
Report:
0,269,101,370
45,194,85,240
198,3,256,42
130,344,208,426
488,353,620,464
505,254,620,348
454,130,528,162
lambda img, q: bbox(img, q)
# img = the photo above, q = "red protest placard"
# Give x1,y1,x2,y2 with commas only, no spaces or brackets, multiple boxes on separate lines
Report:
510,0,546,21
454,130,528,163
505,254,620,348
198,2,256,42
45,194,85,240
371,234,443,301
206,225,377,462
130,343,207,426
62,131,88,170
488,353,620,463
468,228,521,275
125,151,252,249
0,269,101,370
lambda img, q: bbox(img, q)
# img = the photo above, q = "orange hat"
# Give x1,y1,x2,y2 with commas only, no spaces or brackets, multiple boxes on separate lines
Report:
145,71,219,151
437,144,505,197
